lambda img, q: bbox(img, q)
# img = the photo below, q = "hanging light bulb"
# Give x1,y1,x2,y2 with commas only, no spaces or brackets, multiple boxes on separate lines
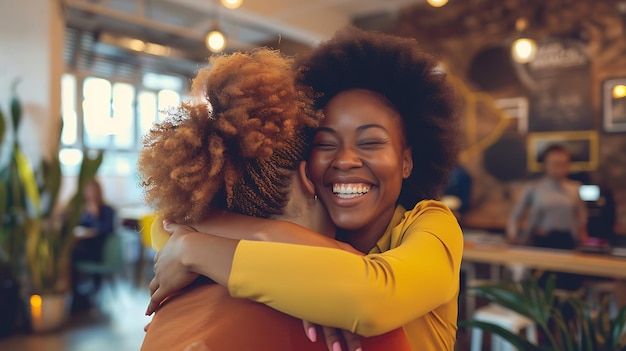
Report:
220,0,243,9
206,29,226,53
511,37,537,63
511,17,537,64
612,84,626,99
426,0,448,7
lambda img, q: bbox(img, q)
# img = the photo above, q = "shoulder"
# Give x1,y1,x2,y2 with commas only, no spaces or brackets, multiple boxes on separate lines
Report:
563,179,582,196
565,179,582,188
403,200,456,219
398,200,462,241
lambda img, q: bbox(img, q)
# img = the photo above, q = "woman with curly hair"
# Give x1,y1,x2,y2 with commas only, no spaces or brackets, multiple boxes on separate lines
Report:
147,26,462,351
139,48,410,351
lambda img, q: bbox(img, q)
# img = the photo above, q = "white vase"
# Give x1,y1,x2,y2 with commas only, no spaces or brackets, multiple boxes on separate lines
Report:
28,293,69,333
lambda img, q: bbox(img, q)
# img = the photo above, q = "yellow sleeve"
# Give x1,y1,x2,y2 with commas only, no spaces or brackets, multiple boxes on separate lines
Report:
228,201,463,336
149,216,170,252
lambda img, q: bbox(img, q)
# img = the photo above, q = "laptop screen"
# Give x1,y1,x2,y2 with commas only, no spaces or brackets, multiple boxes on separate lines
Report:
579,185,600,202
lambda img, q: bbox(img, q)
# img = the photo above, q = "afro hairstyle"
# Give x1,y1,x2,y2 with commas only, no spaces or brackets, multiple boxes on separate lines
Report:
138,49,321,223
295,26,460,208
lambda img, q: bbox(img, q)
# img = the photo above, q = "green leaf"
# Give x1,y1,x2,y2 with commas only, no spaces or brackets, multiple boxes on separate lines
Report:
41,156,62,218
10,79,21,132
610,306,626,351
0,108,6,147
459,320,543,351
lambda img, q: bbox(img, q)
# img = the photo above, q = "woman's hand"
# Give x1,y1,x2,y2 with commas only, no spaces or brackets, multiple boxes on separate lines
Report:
146,221,200,315
303,320,362,351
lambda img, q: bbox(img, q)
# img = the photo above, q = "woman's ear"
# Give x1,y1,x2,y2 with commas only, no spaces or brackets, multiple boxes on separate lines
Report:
298,161,316,197
402,147,413,179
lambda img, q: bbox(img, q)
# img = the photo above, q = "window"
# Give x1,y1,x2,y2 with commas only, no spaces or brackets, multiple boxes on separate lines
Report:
61,72,187,177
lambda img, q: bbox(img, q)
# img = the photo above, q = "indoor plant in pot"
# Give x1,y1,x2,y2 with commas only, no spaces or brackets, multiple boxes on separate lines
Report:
0,82,103,332
459,274,626,351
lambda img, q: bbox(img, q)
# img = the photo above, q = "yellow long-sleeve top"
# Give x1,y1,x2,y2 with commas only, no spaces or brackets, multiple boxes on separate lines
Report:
228,200,464,351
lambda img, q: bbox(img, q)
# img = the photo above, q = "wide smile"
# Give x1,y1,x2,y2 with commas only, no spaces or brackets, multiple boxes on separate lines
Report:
332,183,372,199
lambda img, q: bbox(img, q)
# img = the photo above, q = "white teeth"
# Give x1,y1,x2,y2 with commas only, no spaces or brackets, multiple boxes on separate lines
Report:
332,183,371,198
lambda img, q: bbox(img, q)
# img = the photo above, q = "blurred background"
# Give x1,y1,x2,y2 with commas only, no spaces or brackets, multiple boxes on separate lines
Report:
1,0,626,350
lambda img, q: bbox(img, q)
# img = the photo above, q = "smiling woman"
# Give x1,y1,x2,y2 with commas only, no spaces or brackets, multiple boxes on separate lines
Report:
146,26,462,351
308,89,413,252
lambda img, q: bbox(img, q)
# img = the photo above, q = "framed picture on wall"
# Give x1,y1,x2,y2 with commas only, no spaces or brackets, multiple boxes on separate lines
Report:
603,78,626,132
527,131,599,172
495,97,528,133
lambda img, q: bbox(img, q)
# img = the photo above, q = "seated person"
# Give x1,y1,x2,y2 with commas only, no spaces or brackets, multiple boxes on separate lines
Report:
71,179,116,311
138,49,411,351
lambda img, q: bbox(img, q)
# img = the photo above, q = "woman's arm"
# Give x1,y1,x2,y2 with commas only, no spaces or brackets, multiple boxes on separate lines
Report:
150,201,463,336
227,204,463,336
151,211,360,254
147,218,362,315
192,211,359,253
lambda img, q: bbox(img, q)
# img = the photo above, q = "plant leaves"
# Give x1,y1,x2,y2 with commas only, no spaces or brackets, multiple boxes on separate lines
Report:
459,320,543,351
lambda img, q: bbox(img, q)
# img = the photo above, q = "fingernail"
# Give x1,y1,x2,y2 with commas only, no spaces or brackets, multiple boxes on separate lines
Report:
355,348,362,351
307,326,316,342
332,341,342,351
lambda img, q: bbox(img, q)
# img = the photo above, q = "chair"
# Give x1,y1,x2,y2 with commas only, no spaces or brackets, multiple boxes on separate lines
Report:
470,303,538,351
75,232,125,299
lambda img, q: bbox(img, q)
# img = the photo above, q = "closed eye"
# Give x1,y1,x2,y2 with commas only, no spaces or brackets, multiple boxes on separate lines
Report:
312,142,337,150
358,140,388,149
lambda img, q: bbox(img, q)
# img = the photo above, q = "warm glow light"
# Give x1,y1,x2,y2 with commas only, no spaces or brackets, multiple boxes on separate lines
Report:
220,0,243,9
426,0,448,7
206,30,226,53
511,37,537,63
30,294,42,308
127,39,146,52
30,294,42,320
613,84,626,99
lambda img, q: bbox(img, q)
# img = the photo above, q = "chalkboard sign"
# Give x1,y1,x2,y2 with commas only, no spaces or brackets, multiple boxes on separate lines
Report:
526,37,593,132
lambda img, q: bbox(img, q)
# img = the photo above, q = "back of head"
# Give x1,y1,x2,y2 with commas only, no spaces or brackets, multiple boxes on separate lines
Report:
138,49,321,223
295,26,459,208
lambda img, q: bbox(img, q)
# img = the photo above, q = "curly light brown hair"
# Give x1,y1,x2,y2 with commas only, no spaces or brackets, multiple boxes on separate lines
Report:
138,49,321,223
295,26,459,208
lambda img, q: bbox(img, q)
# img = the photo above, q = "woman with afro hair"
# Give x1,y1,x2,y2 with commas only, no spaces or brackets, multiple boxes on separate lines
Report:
139,48,411,351
147,27,463,351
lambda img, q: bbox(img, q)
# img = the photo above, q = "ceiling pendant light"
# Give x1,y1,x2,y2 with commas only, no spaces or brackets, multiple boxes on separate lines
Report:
511,18,537,64
220,0,243,9
613,84,626,99
206,28,226,53
511,37,537,63
426,0,449,8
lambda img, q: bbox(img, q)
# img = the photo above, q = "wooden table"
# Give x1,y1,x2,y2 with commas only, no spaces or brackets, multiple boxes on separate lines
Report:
463,244,626,279
461,243,626,317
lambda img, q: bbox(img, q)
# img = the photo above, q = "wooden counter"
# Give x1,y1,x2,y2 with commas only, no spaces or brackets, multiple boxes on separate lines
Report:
463,245,626,280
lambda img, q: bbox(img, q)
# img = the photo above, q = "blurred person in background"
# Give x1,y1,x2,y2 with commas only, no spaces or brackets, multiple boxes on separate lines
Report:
71,179,116,312
507,144,587,289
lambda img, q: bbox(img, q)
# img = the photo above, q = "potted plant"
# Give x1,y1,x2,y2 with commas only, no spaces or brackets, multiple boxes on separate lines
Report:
0,81,103,332
459,274,626,351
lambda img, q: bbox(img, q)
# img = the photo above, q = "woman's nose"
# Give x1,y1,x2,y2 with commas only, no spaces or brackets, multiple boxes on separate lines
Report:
331,147,362,170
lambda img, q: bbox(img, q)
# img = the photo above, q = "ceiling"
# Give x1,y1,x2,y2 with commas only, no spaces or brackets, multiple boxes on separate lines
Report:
62,0,424,79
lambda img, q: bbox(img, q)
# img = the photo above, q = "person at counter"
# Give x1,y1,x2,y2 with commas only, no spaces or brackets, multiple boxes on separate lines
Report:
507,144,588,247
507,144,587,289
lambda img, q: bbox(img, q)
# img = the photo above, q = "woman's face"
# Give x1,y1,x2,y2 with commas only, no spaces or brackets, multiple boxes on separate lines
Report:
544,150,571,181
307,89,412,245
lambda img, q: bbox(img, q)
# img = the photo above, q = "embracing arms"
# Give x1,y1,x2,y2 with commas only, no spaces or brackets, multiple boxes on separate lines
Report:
148,201,463,336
